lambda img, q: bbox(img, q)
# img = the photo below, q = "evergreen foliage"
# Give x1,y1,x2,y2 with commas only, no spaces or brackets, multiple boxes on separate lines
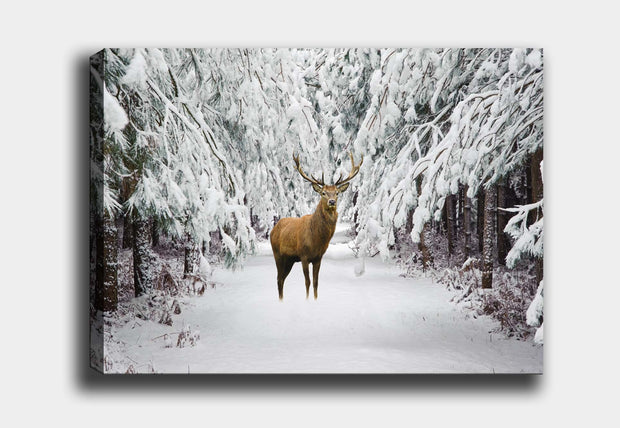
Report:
94,48,543,336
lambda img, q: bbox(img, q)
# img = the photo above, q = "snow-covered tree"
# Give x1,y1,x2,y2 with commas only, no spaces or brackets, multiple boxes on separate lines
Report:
409,49,543,246
92,48,544,339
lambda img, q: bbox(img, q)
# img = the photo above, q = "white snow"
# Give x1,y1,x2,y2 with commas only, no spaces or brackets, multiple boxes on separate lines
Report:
534,322,543,345
109,224,542,373
121,49,148,89
526,280,544,328
103,86,128,132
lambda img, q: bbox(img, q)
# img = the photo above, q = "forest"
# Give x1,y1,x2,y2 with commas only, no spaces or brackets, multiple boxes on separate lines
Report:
89,48,543,373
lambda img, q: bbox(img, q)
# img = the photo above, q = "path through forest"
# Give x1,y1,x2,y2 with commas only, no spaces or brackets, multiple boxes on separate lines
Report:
112,224,543,373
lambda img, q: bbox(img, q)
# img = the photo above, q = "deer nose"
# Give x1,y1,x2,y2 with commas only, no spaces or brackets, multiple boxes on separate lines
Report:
328,199,336,206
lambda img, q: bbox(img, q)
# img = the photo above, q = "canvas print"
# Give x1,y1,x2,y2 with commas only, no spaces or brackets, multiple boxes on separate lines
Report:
90,48,543,374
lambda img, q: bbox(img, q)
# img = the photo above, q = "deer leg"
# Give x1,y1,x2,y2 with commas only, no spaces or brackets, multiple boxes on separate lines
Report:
276,259,284,300
312,260,321,300
278,259,294,300
302,260,311,299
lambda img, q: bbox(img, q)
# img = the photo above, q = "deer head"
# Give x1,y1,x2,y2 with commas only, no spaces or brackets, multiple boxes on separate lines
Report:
292,151,364,211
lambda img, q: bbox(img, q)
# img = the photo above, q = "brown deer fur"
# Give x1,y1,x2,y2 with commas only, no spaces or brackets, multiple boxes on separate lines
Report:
270,153,362,300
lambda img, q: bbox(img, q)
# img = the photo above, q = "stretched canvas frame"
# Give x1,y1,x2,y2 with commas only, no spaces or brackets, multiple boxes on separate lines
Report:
90,48,543,374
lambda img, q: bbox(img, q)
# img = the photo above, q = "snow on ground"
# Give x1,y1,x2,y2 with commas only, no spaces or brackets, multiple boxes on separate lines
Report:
109,224,543,374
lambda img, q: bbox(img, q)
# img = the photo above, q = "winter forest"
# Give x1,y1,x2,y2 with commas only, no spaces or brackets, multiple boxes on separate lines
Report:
90,48,543,373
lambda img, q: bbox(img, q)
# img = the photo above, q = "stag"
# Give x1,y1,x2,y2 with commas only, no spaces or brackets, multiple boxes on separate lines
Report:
270,152,363,300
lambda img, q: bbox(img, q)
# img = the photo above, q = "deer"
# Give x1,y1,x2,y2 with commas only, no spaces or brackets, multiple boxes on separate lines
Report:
270,152,363,300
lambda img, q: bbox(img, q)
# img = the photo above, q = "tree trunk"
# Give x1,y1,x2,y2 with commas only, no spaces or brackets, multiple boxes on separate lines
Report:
151,217,160,247
95,211,118,311
352,190,359,234
497,177,509,265
529,147,544,223
458,185,465,235
445,194,456,256
121,177,135,249
419,224,432,271
415,177,432,270
103,212,119,310
184,234,198,278
405,206,414,238
94,213,105,311
463,185,472,260
132,215,152,297
481,185,497,289
526,154,533,208
477,190,485,253
209,229,223,256
530,147,544,283
122,214,132,249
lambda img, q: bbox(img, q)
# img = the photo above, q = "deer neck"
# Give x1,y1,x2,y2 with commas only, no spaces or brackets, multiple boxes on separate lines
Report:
311,199,338,240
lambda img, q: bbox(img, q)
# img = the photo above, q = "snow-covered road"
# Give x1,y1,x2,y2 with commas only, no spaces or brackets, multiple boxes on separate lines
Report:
112,224,543,373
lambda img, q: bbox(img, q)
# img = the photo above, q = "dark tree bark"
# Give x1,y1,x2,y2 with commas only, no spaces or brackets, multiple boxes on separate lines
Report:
526,154,533,209
102,212,119,310
530,147,544,283
497,177,509,265
121,177,135,249
151,217,160,247
94,213,104,309
403,205,414,252
418,224,432,271
122,214,132,249
132,215,152,297
184,234,198,278
352,190,359,234
477,190,485,253
95,212,118,311
441,200,448,233
209,229,223,256
529,147,544,223
445,194,456,256
481,185,497,289
405,206,414,238
90,51,117,313
463,185,472,260
458,185,465,235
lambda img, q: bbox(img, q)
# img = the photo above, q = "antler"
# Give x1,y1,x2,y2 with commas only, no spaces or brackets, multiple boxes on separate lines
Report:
335,151,364,186
293,153,325,186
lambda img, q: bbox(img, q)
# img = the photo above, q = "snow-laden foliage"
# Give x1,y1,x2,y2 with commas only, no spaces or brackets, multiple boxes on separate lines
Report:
504,160,544,268
503,200,543,268
527,279,543,345
526,280,544,328
409,49,543,244
101,84,128,217
101,48,543,275
346,49,528,259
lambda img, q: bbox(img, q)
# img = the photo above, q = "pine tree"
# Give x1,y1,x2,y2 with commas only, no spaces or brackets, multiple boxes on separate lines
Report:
477,191,484,253
445,194,456,256
101,211,119,310
463,185,472,260
497,177,509,265
132,214,152,296
90,48,544,329
184,233,198,278
530,147,544,283
482,185,497,289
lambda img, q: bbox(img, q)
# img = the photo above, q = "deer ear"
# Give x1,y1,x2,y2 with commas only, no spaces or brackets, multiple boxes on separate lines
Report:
312,183,323,194
337,182,350,193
